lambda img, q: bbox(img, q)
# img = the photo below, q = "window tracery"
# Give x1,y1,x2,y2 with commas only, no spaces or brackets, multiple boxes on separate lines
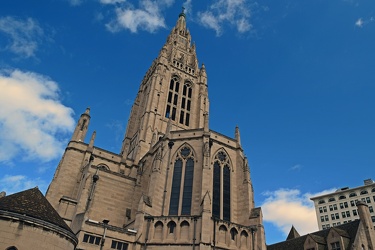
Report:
169,145,195,215
165,77,192,127
212,150,231,221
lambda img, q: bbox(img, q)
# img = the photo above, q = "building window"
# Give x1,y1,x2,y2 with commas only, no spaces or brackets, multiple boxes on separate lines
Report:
319,199,326,204
331,214,335,220
321,216,324,222
179,82,192,126
353,209,358,216
371,216,375,223
212,150,231,221
331,242,341,250
230,228,238,241
360,190,368,195
349,192,357,197
165,77,193,127
168,221,176,234
324,206,327,212
169,146,195,215
339,203,344,209
213,162,220,218
333,204,337,210
369,206,374,213
350,200,355,207
329,205,333,211
366,197,371,203
165,76,180,120
111,241,128,250
83,234,101,245
328,197,335,202
335,213,339,219
319,207,323,213
346,211,350,217
325,215,329,221
339,195,346,200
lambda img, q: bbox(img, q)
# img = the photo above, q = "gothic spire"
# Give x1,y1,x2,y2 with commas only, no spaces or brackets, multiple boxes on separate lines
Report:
176,7,187,32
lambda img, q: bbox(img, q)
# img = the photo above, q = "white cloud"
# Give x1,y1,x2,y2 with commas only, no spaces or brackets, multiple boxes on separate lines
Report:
289,164,302,171
355,18,363,27
197,0,252,36
355,17,374,28
0,175,48,195
183,0,193,15
105,0,174,33
100,0,125,4
0,69,75,163
261,188,336,236
0,17,44,58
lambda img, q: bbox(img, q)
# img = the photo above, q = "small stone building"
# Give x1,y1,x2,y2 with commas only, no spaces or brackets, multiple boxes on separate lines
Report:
0,187,78,250
267,201,375,250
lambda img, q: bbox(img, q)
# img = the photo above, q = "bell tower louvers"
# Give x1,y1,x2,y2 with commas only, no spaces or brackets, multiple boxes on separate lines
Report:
120,11,209,165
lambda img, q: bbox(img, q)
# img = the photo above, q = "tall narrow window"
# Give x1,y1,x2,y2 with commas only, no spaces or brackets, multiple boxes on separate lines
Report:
169,159,182,215
180,82,192,126
213,162,221,218
181,158,194,214
169,146,195,215
223,165,231,221
212,150,231,221
165,76,180,121
80,119,86,130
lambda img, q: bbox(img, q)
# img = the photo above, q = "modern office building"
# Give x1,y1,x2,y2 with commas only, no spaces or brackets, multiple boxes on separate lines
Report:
45,10,266,250
310,179,375,230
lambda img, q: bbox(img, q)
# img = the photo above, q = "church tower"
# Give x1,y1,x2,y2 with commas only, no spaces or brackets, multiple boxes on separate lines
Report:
46,10,266,250
120,10,208,165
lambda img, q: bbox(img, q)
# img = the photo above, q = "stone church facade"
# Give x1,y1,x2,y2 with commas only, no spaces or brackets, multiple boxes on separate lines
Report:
45,11,267,250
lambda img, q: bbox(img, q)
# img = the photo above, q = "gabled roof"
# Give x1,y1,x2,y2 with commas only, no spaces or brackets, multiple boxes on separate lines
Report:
0,187,72,232
309,234,326,245
286,225,300,240
267,220,360,250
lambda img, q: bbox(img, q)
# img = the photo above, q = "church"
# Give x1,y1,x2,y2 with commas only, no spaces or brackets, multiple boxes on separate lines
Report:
44,10,267,250
1,9,375,250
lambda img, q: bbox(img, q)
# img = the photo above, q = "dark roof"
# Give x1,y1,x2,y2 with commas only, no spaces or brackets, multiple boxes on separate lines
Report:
286,225,300,240
267,220,360,250
0,187,72,232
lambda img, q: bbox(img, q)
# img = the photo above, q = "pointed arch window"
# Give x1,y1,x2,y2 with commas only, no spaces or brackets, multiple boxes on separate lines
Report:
212,150,231,221
165,76,180,121
165,77,192,127
180,81,192,126
169,146,195,215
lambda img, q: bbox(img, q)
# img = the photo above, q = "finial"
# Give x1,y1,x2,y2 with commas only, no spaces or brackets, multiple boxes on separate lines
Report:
85,107,90,115
179,7,186,18
89,131,96,148
235,126,241,146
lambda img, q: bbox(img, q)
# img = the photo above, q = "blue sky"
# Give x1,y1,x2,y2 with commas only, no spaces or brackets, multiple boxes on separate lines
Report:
0,0,374,245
